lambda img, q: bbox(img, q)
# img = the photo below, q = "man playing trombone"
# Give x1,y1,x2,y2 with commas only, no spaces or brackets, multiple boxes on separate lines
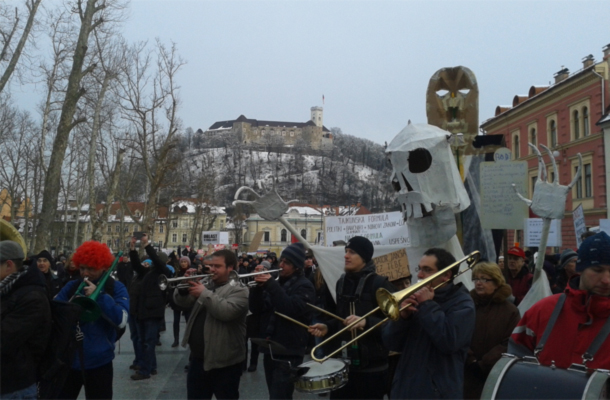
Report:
309,236,396,400
173,249,249,400
381,248,475,399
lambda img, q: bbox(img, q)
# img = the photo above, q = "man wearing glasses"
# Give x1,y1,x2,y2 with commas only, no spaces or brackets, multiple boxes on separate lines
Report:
382,247,475,399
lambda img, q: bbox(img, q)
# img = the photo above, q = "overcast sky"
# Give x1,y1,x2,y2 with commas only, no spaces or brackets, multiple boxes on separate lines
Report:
11,0,610,145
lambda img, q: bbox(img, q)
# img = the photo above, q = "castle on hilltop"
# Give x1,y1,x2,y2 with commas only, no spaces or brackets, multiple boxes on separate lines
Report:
204,106,334,150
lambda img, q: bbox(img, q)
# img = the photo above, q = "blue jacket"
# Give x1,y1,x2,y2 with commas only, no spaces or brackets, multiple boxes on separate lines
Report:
56,278,129,370
382,283,475,399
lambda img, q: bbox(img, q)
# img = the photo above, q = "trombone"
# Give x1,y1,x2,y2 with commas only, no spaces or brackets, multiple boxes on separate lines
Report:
311,251,480,363
228,269,280,287
158,274,212,290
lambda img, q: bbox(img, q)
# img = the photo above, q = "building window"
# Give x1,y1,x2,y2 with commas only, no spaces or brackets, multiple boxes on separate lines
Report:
220,221,224,229
172,221,178,228
282,131,286,136
281,229,287,242
115,225,120,232
159,225,164,233
513,135,520,159
585,163,592,197
182,234,188,243
530,128,537,151
301,229,307,240
549,120,557,147
263,231,270,242
317,232,322,244
107,225,112,233
583,107,589,136
87,225,90,232
172,233,177,243
290,131,294,137
531,176,537,197
107,239,112,247
124,226,128,232
575,166,583,199
159,241,163,248
67,226,72,233
573,110,580,139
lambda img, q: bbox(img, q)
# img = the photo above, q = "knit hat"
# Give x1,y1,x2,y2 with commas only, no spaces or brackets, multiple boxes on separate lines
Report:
559,249,578,270
72,241,114,270
345,236,374,263
507,246,525,259
0,240,25,262
576,231,610,272
158,252,169,265
280,243,306,269
143,259,152,266
36,250,56,270
179,256,191,267
260,260,271,270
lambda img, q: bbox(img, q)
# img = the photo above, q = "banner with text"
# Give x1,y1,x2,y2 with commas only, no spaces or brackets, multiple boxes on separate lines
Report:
572,204,586,248
524,218,562,247
201,231,229,245
324,211,409,246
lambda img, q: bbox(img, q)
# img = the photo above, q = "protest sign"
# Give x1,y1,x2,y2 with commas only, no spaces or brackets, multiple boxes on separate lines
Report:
248,232,264,252
480,160,528,229
600,219,610,235
201,231,229,245
373,248,410,282
324,211,409,246
524,218,562,247
572,204,586,248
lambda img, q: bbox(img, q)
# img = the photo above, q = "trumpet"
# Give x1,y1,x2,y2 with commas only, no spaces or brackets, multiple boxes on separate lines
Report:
228,269,280,287
158,274,212,290
311,251,481,363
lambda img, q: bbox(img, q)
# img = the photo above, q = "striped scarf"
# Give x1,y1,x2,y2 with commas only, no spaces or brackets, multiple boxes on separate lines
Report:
0,265,29,297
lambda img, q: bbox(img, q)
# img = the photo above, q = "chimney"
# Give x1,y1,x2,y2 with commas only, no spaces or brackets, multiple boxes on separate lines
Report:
603,44,610,60
554,67,569,84
582,54,595,68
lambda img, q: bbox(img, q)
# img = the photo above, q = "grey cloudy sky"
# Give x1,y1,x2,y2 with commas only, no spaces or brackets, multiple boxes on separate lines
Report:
12,0,610,145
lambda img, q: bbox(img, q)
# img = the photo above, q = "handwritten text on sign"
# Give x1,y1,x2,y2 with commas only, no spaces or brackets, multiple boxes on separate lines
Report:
524,218,562,247
480,161,528,230
373,248,411,282
324,211,409,246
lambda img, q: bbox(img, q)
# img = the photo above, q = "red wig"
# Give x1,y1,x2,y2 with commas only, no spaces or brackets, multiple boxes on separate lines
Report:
72,241,115,270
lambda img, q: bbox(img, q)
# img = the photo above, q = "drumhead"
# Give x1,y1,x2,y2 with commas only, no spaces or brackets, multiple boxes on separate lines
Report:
299,359,346,377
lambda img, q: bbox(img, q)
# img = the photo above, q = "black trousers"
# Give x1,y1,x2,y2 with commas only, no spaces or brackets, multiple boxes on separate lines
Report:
263,354,303,400
57,362,113,400
200,362,242,400
329,368,387,400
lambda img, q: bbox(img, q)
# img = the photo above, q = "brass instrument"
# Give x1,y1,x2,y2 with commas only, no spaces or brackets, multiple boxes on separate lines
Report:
70,251,123,322
311,251,481,362
228,269,280,287
0,219,27,255
158,274,212,290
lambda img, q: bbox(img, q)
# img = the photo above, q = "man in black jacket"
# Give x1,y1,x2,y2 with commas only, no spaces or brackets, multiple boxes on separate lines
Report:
309,236,396,400
249,243,315,400
128,234,172,380
1,240,52,399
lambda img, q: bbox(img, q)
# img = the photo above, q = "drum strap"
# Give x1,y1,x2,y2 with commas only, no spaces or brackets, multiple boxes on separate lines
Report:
535,294,566,356
582,312,610,365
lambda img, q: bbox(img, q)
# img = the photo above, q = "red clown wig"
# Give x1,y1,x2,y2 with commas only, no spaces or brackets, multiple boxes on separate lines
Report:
72,241,115,270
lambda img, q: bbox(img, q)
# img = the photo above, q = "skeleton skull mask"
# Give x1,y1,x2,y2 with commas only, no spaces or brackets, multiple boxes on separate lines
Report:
386,122,470,247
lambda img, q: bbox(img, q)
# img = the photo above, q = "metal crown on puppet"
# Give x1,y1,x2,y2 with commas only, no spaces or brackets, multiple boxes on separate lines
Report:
386,122,470,247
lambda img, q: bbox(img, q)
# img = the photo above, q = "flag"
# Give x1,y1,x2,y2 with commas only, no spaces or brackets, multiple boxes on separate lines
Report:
291,234,299,244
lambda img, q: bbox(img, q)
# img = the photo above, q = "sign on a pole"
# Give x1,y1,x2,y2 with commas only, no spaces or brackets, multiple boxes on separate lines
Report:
572,204,586,248
524,218,562,247
480,160,528,229
372,248,411,282
201,231,229,245
324,211,409,246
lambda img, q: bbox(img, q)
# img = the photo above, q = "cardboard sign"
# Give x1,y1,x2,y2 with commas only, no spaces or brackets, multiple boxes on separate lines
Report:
524,218,562,247
201,231,229,245
480,161,529,229
248,232,264,252
373,248,411,282
572,204,586,248
324,212,409,246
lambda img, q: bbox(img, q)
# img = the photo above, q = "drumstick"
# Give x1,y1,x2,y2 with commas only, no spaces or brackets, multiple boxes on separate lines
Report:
307,303,345,323
275,312,309,330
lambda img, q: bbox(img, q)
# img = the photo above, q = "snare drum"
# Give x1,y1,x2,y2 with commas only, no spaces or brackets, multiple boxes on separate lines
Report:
294,359,349,394
482,355,609,399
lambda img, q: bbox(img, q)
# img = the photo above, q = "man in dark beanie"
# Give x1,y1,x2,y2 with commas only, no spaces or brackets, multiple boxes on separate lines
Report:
249,242,315,399
35,249,62,300
309,236,396,400
512,231,610,372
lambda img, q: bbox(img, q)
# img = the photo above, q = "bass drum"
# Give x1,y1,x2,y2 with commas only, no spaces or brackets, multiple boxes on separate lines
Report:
482,355,609,400
294,359,349,394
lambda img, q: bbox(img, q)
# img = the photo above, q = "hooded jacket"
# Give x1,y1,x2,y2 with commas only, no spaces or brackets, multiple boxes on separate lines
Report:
511,276,610,370
1,266,52,395
507,265,532,306
464,284,520,399
382,282,475,399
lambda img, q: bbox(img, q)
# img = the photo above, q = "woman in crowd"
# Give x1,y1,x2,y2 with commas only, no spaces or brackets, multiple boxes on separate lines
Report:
464,262,520,399
553,249,578,293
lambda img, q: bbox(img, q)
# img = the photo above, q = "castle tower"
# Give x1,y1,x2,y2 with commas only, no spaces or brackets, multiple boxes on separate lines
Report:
310,106,323,127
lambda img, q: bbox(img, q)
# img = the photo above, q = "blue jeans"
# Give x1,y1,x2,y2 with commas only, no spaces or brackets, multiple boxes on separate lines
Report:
136,318,160,376
1,383,37,400
128,314,143,368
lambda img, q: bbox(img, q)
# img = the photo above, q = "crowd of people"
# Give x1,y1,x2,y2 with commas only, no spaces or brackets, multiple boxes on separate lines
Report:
1,229,609,400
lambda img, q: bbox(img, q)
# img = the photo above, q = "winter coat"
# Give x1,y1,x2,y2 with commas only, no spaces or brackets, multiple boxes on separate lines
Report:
464,285,520,399
56,277,129,370
249,271,315,355
0,266,52,395
42,270,62,300
174,280,249,371
507,266,532,306
382,282,475,399
325,261,396,371
511,277,610,370
129,245,172,320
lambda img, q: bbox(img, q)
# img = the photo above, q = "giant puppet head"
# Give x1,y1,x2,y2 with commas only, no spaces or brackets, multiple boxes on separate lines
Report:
386,122,470,247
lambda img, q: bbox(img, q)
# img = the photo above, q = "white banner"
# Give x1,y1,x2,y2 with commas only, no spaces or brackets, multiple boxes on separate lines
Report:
201,231,229,245
600,219,610,235
524,218,562,247
324,211,409,247
572,204,586,248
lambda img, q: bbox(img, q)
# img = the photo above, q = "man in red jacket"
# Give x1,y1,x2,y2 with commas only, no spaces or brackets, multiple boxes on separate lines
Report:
511,232,610,370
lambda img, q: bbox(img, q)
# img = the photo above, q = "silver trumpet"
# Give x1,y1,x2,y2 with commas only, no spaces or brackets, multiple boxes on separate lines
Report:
228,269,280,287
158,274,212,290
